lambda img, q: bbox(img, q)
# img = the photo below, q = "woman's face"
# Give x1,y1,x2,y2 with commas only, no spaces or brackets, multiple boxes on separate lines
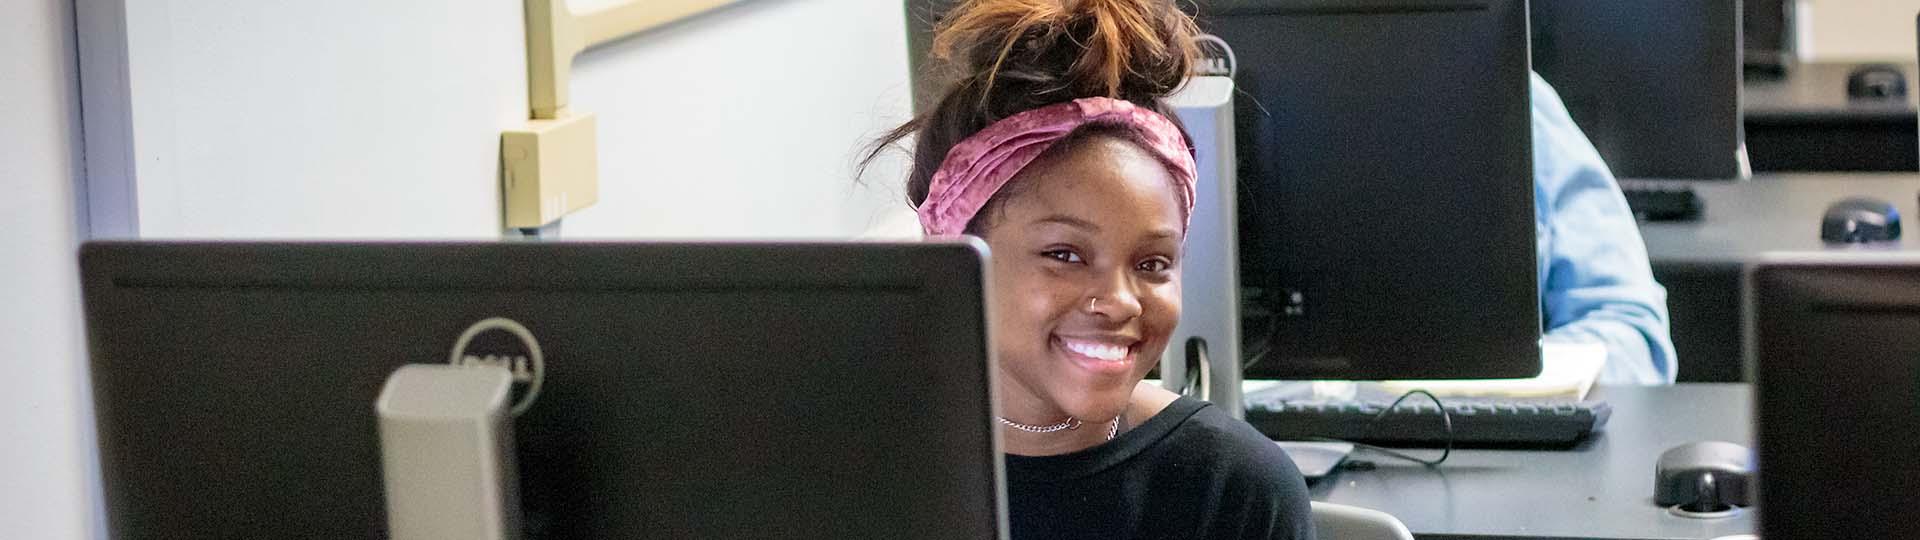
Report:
977,135,1184,424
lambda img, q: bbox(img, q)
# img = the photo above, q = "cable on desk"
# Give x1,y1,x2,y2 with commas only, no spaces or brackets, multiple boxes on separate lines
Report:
1170,338,1212,401
1168,347,1201,396
1312,389,1454,467
1176,362,1201,396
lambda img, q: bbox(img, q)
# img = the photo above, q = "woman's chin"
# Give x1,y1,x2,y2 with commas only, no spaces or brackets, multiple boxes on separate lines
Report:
1051,386,1135,422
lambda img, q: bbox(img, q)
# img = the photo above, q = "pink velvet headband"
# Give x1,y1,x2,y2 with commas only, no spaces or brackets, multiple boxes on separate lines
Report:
916,97,1198,236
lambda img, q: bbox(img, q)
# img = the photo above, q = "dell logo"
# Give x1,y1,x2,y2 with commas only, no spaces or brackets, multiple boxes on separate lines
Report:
448,317,546,416
457,353,536,382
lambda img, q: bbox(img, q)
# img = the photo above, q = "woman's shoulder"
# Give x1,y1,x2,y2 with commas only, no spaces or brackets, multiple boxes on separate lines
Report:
1129,383,1307,484
1141,395,1316,539
1167,399,1309,484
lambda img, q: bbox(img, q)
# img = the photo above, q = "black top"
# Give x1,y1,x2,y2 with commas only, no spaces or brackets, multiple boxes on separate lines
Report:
1005,396,1314,540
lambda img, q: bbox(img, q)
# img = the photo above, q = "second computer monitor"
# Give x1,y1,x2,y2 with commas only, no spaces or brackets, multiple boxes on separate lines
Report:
1531,0,1744,180
1202,0,1542,379
1749,253,1920,540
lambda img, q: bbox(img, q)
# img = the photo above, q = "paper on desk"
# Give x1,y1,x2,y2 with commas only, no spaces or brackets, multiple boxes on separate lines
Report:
1372,341,1607,400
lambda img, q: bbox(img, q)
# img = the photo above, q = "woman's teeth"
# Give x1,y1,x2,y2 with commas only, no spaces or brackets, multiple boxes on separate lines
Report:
1063,340,1129,361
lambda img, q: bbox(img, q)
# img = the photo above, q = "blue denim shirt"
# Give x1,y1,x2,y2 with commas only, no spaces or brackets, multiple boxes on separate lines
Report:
1531,73,1678,385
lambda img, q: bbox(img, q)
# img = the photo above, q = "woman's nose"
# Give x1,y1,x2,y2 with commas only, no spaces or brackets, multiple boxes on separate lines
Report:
1087,269,1144,321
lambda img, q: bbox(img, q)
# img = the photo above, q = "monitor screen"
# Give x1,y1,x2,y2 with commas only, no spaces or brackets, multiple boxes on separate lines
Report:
1196,0,1541,380
1750,253,1920,540
903,0,1542,381
1530,0,1744,180
80,241,1002,539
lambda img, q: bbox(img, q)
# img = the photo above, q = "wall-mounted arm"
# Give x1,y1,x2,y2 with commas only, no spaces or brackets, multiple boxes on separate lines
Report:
506,0,748,232
524,0,745,119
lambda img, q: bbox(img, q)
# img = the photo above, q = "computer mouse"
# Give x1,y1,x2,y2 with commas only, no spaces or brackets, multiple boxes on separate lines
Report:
1820,197,1902,243
1655,441,1753,515
1847,64,1908,99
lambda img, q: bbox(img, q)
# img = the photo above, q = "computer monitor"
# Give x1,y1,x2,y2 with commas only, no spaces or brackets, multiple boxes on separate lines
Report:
1193,0,1542,380
1749,253,1920,539
1530,0,1745,180
904,0,1542,381
1743,0,1793,75
80,241,1003,539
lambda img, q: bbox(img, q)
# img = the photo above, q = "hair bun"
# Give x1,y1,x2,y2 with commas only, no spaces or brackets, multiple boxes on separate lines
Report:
932,0,1199,114
863,0,1201,210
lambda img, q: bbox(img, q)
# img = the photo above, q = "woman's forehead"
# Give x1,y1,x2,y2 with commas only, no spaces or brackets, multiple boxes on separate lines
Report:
1008,138,1185,229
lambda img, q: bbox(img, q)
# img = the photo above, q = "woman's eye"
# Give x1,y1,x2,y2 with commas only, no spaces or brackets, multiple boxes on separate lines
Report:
1138,258,1172,273
1042,250,1083,264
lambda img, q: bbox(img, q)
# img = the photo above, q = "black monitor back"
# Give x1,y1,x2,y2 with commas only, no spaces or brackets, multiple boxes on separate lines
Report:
1750,254,1920,539
1531,0,1744,179
80,241,1003,539
1203,0,1540,379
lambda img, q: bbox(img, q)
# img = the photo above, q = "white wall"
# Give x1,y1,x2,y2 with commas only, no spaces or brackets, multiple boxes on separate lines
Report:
1801,0,1920,61
0,0,102,538
91,0,531,238
85,0,912,240
561,0,912,238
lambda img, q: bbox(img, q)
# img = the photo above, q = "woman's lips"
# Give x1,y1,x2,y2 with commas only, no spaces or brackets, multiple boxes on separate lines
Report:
1053,335,1137,375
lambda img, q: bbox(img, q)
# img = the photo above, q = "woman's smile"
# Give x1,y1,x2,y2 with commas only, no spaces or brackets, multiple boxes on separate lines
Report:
1052,334,1138,376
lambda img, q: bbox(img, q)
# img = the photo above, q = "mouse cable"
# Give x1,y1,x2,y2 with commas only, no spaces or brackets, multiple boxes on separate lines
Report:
1308,389,1454,467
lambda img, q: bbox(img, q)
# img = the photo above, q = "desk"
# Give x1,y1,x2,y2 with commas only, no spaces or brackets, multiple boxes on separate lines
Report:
1640,173,1920,263
1743,62,1918,172
1637,173,1920,382
1311,384,1752,540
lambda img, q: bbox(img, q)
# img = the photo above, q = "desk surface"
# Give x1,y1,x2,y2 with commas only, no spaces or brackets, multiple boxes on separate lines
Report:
1311,384,1752,540
1639,173,1920,265
1744,62,1919,122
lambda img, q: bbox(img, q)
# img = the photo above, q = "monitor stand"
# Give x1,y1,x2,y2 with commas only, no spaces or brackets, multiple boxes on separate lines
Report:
376,364,523,540
1160,75,1247,418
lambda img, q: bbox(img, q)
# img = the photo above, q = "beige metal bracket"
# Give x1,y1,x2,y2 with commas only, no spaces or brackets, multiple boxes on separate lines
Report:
504,0,747,230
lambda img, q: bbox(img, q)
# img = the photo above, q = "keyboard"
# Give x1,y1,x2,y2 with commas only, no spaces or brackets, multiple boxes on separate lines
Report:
1244,396,1612,448
1621,182,1703,222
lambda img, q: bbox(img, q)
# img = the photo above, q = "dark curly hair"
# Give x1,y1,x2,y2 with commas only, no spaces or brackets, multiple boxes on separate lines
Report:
865,0,1200,233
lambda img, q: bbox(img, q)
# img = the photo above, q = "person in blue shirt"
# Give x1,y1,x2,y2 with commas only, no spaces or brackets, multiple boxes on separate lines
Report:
1530,72,1678,385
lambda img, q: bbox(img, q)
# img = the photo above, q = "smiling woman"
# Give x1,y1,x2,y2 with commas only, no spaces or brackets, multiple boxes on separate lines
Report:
862,1,1313,538
978,132,1186,452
